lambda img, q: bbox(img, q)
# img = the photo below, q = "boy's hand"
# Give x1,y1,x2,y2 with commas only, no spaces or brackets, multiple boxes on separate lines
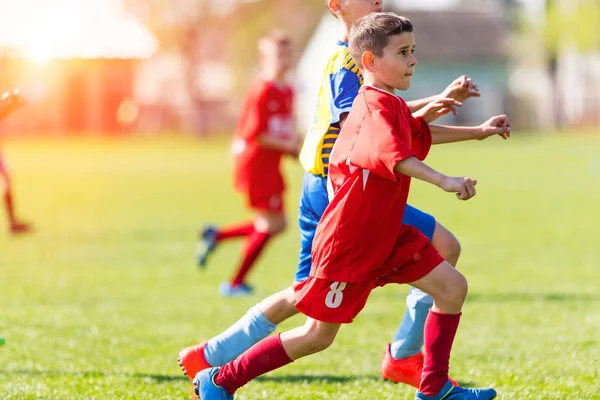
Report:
441,75,480,102
413,98,462,123
440,176,477,200
0,89,26,120
477,114,512,140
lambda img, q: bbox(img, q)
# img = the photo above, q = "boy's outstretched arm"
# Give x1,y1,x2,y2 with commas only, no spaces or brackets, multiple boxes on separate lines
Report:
406,75,480,113
393,156,477,201
430,115,512,144
257,135,301,156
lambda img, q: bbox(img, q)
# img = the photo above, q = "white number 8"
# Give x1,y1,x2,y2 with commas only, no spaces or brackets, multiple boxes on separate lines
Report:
325,281,347,309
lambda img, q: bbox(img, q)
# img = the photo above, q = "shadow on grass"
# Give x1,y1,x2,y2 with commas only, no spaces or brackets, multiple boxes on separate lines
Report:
256,373,380,384
467,292,600,303
0,368,188,383
4,369,482,389
257,374,478,389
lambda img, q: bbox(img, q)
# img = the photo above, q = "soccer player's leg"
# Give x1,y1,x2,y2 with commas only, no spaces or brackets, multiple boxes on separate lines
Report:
381,205,458,387
0,154,31,235
178,287,297,380
193,321,338,400
219,191,285,296
405,248,495,400
195,219,256,267
180,173,327,378
194,276,369,398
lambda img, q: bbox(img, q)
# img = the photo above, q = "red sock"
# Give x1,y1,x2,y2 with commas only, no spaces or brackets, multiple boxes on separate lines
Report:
216,221,254,241
419,310,462,396
214,333,293,395
230,230,270,286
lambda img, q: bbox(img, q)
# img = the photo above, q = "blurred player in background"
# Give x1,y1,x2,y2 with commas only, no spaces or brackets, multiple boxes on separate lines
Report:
195,31,299,297
0,89,32,235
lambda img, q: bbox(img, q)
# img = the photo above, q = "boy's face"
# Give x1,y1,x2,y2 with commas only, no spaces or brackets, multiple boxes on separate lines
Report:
369,32,417,91
262,42,293,75
332,0,383,23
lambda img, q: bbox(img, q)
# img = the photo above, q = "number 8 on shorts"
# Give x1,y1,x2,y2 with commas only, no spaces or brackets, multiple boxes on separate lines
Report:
325,281,347,308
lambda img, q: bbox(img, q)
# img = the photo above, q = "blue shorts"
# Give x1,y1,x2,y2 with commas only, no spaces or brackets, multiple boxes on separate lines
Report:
294,172,437,282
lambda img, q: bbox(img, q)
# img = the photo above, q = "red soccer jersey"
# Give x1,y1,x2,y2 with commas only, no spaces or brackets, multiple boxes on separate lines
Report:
311,85,432,284
232,79,294,195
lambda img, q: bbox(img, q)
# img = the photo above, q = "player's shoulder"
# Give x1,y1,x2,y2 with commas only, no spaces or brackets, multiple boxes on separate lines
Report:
360,86,401,115
326,42,358,74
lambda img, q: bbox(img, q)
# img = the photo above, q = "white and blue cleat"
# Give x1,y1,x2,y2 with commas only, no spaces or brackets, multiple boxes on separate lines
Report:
416,381,496,400
218,282,254,297
193,367,234,400
196,225,218,267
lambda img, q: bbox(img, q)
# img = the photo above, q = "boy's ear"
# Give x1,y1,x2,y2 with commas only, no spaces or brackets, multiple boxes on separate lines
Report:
362,51,376,72
328,0,341,15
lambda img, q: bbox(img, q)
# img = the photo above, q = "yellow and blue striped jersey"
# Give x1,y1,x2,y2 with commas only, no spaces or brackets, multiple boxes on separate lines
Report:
300,41,363,177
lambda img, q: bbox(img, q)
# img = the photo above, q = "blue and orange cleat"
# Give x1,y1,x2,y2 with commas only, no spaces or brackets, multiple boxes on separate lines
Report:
416,381,496,400
219,282,254,297
192,368,233,400
196,225,218,267
380,345,458,388
178,341,212,381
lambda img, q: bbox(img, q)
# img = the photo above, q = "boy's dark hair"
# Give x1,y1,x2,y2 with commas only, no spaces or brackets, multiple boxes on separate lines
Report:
349,12,414,69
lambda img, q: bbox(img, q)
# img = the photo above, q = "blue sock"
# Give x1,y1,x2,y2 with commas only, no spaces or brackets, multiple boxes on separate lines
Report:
390,287,433,360
203,305,277,367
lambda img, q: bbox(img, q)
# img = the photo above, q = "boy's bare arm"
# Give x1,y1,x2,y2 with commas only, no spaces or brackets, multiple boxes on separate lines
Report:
407,75,480,113
406,94,440,113
393,156,477,201
430,115,512,144
257,135,300,156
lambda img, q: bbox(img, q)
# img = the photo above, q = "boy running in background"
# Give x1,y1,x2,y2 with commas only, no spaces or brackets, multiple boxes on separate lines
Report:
180,0,500,389
195,32,299,297
193,13,501,400
0,89,32,235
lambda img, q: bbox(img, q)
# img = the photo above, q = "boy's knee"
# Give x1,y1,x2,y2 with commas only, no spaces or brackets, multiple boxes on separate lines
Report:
302,325,336,353
447,273,468,304
268,215,287,235
445,237,461,263
432,224,461,266
275,217,287,234
310,332,336,352
255,213,287,235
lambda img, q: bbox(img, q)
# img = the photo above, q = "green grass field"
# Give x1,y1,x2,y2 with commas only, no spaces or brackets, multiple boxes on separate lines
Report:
0,133,599,399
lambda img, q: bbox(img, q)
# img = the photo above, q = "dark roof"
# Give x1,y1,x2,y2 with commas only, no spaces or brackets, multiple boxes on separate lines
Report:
393,10,509,62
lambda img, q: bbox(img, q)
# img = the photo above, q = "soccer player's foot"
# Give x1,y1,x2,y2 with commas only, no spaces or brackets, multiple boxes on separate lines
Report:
192,368,233,400
380,345,458,388
196,225,218,267
9,222,32,235
219,282,254,297
178,341,212,381
416,381,496,400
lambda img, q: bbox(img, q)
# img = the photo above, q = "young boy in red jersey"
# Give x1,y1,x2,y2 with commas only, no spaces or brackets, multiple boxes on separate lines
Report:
193,13,501,400
0,89,32,235
195,32,299,297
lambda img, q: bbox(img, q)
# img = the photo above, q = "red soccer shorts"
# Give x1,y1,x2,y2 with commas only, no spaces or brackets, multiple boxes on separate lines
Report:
245,187,284,213
294,242,444,323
